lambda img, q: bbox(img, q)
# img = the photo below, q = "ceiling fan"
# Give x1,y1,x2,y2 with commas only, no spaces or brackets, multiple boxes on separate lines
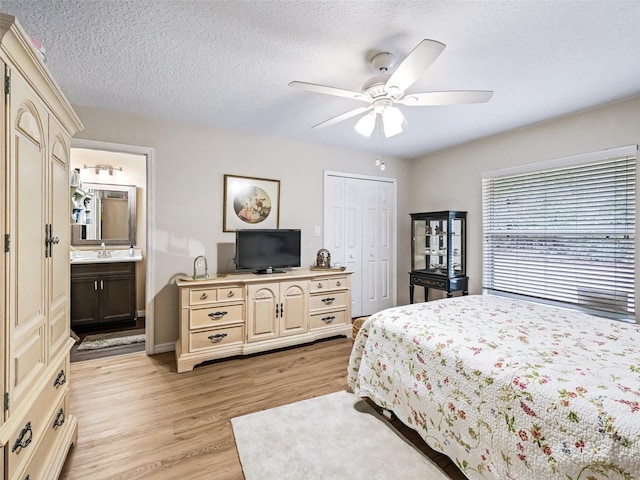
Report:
289,39,493,138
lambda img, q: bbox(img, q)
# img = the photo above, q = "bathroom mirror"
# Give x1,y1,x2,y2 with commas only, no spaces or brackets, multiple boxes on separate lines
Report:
71,182,136,246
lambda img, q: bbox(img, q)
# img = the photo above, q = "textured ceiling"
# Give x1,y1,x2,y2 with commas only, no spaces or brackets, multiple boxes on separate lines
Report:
2,1,640,159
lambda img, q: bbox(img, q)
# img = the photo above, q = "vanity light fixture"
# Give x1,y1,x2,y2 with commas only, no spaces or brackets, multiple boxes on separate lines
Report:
81,164,125,179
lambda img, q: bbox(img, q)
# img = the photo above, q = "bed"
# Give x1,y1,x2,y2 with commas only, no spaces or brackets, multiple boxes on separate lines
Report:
347,295,640,479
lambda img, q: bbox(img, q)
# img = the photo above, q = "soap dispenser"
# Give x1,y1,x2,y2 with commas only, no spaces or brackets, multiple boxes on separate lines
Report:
129,244,134,257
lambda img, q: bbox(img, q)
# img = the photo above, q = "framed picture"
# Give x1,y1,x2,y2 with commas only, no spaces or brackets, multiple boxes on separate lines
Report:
223,174,280,232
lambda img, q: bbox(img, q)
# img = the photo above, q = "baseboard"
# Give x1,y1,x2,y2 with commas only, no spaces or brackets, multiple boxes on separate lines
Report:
153,342,175,354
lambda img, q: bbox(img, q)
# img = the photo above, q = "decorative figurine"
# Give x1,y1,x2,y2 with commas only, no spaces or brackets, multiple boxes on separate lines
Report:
316,248,331,268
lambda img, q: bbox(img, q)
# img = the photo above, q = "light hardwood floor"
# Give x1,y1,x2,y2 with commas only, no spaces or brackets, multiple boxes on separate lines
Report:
60,337,465,480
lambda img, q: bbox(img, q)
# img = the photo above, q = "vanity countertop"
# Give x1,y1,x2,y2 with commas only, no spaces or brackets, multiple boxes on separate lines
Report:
70,248,143,264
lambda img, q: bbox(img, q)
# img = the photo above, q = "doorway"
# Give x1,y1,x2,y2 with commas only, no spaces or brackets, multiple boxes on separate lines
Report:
323,171,397,317
69,139,155,361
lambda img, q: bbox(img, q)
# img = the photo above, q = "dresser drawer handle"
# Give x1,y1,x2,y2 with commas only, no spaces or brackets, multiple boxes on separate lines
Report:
53,408,66,429
321,297,335,305
227,290,235,297
321,316,335,324
208,333,228,343
12,421,33,452
200,293,208,300
317,282,323,288
336,281,341,286
208,311,228,320
53,369,66,388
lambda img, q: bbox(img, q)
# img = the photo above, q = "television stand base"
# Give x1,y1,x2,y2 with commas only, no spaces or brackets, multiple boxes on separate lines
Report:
254,268,284,274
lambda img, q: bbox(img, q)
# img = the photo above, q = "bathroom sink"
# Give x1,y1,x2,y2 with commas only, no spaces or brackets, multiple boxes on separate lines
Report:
70,248,143,264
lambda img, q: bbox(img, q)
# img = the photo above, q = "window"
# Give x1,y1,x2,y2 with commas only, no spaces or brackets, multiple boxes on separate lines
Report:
482,145,637,321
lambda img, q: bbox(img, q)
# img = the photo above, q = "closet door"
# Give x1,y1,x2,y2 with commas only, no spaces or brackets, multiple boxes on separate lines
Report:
344,178,363,316
324,172,396,318
360,180,379,315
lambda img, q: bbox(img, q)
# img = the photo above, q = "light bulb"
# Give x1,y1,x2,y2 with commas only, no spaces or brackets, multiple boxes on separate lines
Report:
375,156,381,166
380,162,386,171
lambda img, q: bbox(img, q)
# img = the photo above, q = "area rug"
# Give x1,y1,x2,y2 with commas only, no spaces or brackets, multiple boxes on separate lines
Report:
231,390,450,480
76,329,145,351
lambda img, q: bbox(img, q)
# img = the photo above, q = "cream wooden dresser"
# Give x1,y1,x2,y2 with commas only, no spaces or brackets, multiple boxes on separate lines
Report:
1,14,83,479
176,269,352,372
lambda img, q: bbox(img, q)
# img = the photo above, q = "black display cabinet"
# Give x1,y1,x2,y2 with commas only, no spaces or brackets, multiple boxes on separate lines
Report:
409,211,468,302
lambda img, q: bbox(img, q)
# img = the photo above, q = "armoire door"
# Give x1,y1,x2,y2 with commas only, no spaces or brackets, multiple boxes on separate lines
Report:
7,69,49,410
324,172,396,317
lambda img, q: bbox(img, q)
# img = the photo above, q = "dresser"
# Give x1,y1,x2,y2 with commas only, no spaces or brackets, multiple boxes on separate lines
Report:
1,14,83,479
176,269,352,372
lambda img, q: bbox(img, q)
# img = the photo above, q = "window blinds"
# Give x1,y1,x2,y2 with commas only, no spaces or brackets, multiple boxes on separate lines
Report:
482,146,637,320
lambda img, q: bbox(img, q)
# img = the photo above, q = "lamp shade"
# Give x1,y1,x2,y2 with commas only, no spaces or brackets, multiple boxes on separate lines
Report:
382,106,404,138
354,111,377,137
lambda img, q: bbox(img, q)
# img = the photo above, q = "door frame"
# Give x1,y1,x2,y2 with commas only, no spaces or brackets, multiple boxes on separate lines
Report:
71,138,156,354
323,170,398,312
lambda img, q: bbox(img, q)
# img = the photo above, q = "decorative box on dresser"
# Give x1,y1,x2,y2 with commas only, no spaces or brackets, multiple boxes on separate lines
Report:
176,269,352,373
1,14,83,480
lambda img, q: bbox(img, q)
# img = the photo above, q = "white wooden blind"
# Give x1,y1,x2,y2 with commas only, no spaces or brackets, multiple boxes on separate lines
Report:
482,146,637,320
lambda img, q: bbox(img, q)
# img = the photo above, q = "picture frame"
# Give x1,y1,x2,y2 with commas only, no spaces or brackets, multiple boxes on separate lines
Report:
223,174,280,232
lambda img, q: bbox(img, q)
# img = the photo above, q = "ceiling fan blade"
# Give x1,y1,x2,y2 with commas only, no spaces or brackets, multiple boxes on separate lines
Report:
385,39,446,93
397,90,494,106
289,81,371,102
312,106,373,129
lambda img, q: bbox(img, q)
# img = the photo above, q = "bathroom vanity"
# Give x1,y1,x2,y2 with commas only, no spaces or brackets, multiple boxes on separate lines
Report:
70,249,142,329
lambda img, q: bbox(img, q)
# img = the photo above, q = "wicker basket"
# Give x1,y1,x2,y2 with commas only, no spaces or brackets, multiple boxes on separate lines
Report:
352,316,369,340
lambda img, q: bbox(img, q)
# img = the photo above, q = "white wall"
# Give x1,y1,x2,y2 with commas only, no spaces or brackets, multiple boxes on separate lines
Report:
72,105,413,347
409,95,640,307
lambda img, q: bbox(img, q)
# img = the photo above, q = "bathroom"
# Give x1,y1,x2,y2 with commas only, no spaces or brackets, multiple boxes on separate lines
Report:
69,147,147,361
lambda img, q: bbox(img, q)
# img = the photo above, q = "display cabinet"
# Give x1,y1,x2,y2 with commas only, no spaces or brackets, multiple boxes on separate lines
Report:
409,211,468,302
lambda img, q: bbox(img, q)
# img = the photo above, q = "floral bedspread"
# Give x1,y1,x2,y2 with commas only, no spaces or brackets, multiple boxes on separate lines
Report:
347,295,640,479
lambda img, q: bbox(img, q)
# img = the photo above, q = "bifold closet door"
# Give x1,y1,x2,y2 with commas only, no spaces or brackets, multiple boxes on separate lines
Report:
324,173,395,317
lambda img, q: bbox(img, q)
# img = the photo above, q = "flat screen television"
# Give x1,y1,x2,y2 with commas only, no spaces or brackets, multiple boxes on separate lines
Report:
235,229,301,274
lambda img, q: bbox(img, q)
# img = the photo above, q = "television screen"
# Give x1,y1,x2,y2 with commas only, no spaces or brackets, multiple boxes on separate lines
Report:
235,229,301,274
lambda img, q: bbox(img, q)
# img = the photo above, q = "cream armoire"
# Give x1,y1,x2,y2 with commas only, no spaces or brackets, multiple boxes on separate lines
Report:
0,14,83,479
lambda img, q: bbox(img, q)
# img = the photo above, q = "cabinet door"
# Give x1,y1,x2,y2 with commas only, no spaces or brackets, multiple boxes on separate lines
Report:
70,277,101,327
100,274,136,324
48,118,72,359
279,281,308,337
6,70,49,411
247,283,278,342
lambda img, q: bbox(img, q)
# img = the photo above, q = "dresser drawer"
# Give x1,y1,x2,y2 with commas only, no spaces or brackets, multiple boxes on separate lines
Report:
309,276,348,293
190,303,244,329
189,325,244,351
189,286,244,306
309,309,348,330
7,355,69,479
309,291,348,311
22,393,69,480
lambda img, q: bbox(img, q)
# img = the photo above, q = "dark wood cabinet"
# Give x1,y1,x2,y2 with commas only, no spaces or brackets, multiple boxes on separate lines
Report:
71,262,136,328
410,211,468,302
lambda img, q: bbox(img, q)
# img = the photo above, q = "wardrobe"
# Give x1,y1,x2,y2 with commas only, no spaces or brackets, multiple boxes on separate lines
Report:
324,171,396,317
1,13,83,479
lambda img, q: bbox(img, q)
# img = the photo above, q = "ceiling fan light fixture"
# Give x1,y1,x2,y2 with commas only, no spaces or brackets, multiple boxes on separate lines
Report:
382,106,405,137
354,111,377,137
